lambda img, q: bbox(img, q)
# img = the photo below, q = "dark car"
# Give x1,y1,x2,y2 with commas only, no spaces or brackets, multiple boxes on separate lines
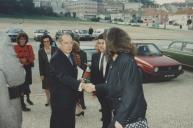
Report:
134,43,183,81
34,29,50,41
6,28,24,42
161,41,193,69
55,29,79,41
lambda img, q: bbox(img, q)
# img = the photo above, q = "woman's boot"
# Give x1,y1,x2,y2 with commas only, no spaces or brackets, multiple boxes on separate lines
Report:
26,93,34,105
20,95,30,112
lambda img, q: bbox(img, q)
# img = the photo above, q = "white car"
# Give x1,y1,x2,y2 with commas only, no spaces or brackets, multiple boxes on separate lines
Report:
92,29,105,39
34,29,50,41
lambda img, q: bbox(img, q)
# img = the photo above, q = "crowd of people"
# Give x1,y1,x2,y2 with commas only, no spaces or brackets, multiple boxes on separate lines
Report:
0,27,148,128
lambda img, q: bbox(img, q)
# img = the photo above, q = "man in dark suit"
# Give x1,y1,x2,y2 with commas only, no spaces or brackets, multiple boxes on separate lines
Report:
90,35,111,128
49,34,83,128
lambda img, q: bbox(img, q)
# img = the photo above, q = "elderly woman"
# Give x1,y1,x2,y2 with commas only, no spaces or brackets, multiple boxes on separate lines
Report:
84,27,148,128
0,32,25,128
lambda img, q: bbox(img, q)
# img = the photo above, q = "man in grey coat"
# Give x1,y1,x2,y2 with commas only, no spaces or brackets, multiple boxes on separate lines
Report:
0,32,25,128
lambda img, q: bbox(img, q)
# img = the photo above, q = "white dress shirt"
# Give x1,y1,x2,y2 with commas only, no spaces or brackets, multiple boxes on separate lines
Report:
99,53,107,77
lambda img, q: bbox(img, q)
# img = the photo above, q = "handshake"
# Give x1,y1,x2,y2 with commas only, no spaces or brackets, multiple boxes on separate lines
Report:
80,82,96,93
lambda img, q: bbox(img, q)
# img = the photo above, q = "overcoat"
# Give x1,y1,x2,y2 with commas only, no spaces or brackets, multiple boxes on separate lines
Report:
49,49,80,128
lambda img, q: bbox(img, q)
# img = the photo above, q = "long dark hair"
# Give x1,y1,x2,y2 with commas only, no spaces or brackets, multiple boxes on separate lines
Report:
105,27,135,56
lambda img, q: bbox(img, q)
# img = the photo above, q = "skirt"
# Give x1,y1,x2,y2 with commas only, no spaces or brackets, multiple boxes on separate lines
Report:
125,118,148,128
19,65,32,94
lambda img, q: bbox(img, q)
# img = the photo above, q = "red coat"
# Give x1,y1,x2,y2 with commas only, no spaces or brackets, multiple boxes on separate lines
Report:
14,44,35,65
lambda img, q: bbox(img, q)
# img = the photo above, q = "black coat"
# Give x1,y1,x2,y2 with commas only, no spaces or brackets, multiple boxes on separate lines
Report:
38,47,57,89
79,49,87,71
95,52,147,127
49,49,80,128
90,52,112,128
90,52,108,85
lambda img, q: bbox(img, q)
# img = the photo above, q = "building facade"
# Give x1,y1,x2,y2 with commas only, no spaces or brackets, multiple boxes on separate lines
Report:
64,0,97,19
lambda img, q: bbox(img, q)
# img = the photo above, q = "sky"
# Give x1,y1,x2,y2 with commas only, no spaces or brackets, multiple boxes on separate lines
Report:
154,0,185,4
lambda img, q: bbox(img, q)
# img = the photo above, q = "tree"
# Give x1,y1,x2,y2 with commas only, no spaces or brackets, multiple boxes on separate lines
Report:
72,12,76,18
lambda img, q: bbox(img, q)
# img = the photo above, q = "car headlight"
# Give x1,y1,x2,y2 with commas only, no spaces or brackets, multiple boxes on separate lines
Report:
178,65,182,70
154,67,159,72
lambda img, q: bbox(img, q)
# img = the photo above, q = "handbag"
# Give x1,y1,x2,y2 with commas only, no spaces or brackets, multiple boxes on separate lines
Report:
30,62,34,67
125,118,148,128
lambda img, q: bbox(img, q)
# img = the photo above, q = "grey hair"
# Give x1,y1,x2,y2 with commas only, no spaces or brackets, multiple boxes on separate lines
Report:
58,33,73,43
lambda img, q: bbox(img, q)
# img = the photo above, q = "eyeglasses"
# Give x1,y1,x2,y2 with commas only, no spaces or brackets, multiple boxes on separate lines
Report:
43,40,50,43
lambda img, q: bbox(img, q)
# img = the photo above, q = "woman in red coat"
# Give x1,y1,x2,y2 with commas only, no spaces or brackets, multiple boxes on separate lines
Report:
14,33,35,112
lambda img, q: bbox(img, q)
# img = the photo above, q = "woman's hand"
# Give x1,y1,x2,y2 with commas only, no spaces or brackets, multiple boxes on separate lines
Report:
115,121,123,128
20,58,27,63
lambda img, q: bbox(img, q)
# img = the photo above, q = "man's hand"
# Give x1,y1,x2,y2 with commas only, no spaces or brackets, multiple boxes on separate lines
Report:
40,75,44,80
115,121,123,128
82,83,95,93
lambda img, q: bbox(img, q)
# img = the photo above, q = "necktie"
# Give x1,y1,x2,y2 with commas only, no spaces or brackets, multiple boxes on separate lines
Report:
68,55,73,65
100,54,104,73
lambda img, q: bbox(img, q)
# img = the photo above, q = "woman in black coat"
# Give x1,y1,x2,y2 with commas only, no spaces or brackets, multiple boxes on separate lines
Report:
84,27,148,128
38,35,57,106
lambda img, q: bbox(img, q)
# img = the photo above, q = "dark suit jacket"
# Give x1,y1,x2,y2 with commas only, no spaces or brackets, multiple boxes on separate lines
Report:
38,47,57,88
49,49,80,109
90,52,108,85
79,49,87,71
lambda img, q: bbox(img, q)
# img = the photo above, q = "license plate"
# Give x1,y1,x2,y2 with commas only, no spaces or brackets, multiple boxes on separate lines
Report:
164,74,175,77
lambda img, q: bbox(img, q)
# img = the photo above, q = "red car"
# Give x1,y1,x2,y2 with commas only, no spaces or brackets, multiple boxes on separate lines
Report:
134,43,183,81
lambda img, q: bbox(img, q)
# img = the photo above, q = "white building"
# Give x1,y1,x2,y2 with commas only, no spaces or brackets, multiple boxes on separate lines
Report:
169,8,193,26
104,2,124,13
33,0,65,14
33,0,51,8
64,0,97,19
124,2,142,11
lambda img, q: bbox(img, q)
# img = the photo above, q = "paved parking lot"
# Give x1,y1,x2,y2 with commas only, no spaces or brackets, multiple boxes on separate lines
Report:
23,70,193,128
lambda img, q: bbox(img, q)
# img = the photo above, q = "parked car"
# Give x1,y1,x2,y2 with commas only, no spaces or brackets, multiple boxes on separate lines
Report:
134,43,183,81
55,29,79,41
34,29,50,41
80,43,183,81
75,29,92,41
80,45,96,65
92,29,105,39
161,41,193,69
6,28,24,42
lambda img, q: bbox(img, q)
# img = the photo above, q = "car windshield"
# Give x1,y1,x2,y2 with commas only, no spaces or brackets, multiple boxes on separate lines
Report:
136,44,162,56
36,30,47,33
8,28,23,33
95,29,103,33
79,30,88,34
62,30,72,33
